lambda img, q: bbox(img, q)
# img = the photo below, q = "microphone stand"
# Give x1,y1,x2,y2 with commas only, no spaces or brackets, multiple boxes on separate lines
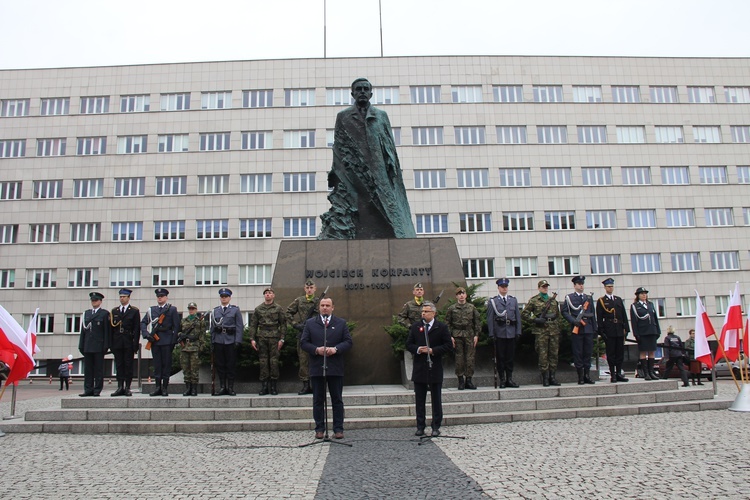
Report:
300,316,351,448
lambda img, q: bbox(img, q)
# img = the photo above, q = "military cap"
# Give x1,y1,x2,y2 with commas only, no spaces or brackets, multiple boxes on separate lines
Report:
455,287,466,295
413,283,423,289
154,288,169,296
571,276,585,284
263,287,275,294
496,278,510,287
602,278,615,286
635,286,649,295
537,280,550,288
218,288,232,297
305,279,315,286
118,288,133,296
187,302,198,309
89,291,104,301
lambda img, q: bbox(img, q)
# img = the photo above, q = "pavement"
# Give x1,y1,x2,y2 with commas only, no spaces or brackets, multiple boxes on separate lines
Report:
1,379,748,499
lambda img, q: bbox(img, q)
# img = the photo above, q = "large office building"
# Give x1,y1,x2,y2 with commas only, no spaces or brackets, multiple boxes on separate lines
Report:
1,55,749,377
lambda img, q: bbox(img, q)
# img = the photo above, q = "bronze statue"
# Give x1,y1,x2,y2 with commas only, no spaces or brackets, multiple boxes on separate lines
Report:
318,78,416,240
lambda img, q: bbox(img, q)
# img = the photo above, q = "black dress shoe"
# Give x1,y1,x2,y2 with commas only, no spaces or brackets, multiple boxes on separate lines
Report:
78,392,94,397
431,429,441,437
415,428,425,436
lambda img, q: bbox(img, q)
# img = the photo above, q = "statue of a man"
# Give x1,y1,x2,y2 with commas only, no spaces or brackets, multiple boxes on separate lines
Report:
318,78,416,240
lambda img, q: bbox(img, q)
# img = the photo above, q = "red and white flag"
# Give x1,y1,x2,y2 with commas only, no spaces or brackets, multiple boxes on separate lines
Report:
714,282,742,363
26,307,40,355
0,305,36,386
694,292,715,369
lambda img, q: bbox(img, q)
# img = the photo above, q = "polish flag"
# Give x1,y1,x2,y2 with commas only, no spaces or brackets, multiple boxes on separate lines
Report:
26,308,40,356
0,305,36,386
694,292,715,369
714,282,742,363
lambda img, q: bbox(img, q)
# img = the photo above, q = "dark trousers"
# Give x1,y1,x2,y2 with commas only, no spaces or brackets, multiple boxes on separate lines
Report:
60,377,69,390
151,344,172,381
213,343,238,383
664,357,689,383
112,347,134,382
311,375,344,433
414,382,443,430
571,332,594,369
494,337,517,375
605,336,625,368
83,352,104,395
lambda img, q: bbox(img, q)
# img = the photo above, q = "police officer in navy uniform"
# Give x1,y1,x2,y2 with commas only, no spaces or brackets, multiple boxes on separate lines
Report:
210,288,244,396
595,277,630,383
561,276,597,385
78,292,112,397
487,278,522,388
110,288,141,396
140,288,180,396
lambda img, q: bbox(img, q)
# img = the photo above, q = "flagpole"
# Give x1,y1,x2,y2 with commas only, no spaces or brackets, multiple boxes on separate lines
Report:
710,330,741,392
0,383,8,402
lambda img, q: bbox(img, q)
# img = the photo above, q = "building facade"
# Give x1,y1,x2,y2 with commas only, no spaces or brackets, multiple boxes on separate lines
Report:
1,55,749,376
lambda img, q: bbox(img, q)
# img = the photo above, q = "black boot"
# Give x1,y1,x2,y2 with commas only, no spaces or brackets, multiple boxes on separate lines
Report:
549,370,561,386
149,378,163,397
124,379,133,396
583,368,595,384
162,380,169,397
505,371,519,388
464,377,477,390
111,380,125,397
458,376,465,390
681,370,690,387
298,381,312,395
615,366,629,382
270,380,278,395
183,383,192,397
577,368,585,385
542,371,550,387
640,361,651,380
259,380,269,395
227,380,236,396
191,382,198,396
609,364,617,383
648,359,658,380
498,373,506,389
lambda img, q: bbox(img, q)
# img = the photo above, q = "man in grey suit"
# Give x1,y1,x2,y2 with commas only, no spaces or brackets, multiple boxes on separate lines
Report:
487,278,522,388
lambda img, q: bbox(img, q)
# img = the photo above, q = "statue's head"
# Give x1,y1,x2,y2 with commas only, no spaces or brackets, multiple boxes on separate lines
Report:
351,77,373,106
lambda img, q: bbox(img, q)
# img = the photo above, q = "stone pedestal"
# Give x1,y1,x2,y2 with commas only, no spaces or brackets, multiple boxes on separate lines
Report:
271,238,466,385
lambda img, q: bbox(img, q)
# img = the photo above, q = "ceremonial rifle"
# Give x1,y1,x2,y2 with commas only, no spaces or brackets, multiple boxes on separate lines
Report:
571,293,594,335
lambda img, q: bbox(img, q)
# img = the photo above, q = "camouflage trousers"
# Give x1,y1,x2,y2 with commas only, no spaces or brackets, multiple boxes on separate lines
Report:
180,350,200,384
258,336,280,381
453,336,475,377
534,331,560,371
297,338,309,381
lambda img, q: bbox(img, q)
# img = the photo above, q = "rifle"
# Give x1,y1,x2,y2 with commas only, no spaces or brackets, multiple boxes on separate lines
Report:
535,292,558,322
492,334,498,389
571,293,594,335
433,289,445,305
145,310,165,350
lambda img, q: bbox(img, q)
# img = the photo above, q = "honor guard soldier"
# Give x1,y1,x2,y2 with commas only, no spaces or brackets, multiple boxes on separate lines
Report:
521,280,562,387
179,302,206,396
398,283,426,328
286,279,319,395
487,278,522,388
250,287,287,396
630,286,661,380
595,278,630,383
210,289,243,396
561,276,597,385
140,288,180,396
445,287,481,390
109,289,141,396
78,292,112,397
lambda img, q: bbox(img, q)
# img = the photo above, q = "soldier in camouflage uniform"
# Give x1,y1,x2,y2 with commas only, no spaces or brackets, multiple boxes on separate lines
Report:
521,279,562,387
179,302,206,396
398,283,426,328
286,279,319,395
445,287,481,390
250,287,287,396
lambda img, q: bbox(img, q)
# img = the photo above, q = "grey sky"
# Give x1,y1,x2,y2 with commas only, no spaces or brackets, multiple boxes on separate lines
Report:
1,0,748,69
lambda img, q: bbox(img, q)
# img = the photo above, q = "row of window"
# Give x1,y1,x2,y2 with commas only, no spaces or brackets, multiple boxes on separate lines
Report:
2,84,749,118
2,124,749,158
2,165,747,204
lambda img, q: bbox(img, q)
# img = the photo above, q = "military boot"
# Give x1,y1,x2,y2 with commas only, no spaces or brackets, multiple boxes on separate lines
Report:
270,380,278,395
464,377,477,390
548,370,561,386
541,371,550,387
259,380,269,395
227,380,236,396
648,359,659,381
505,371,519,388
577,368,585,385
609,364,618,383
183,383,192,397
190,382,198,396
498,373,506,389
457,376,465,390
298,381,312,395
583,368,595,384
162,380,169,397
111,380,125,397
639,361,651,380
149,379,163,397
124,379,133,396
615,366,629,382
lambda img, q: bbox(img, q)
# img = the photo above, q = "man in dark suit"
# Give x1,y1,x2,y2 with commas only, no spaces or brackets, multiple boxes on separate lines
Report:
561,276,597,385
406,301,453,437
487,278,522,388
140,288,180,396
300,297,353,440
78,291,112,397
596,277,630,383
110,288,141,396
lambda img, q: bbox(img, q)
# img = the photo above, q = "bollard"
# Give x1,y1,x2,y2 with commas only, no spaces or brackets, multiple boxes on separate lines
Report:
49,375,52,384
